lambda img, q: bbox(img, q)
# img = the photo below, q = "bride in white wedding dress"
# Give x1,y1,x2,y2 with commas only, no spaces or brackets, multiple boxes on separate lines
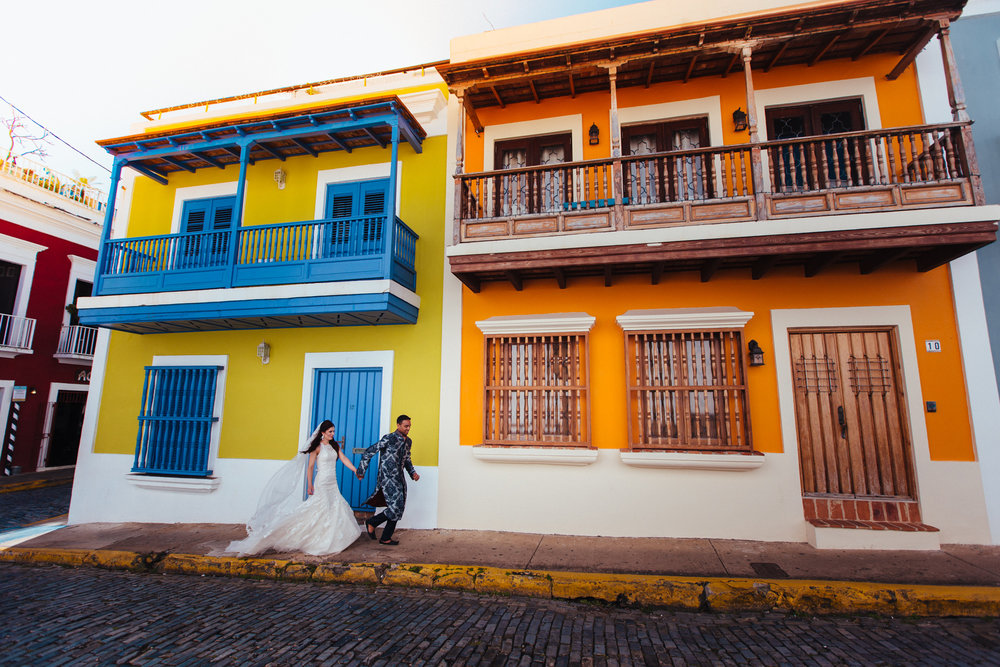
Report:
227,420,363,556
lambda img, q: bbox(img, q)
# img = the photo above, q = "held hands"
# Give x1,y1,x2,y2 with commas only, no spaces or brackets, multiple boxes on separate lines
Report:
307,486,314,496
356,471,364,480
412,472,420,481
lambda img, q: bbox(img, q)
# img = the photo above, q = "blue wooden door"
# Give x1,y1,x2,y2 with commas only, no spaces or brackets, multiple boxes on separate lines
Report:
178,196,236,269
324,179,389,257
311,368,382,510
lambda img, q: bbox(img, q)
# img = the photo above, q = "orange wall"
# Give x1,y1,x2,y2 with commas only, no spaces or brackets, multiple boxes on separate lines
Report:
462,53,923,171
458,264,974,462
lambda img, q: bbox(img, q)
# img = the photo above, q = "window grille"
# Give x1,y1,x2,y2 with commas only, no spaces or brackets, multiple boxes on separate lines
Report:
625,330,751,451
484,334,589,446
133,365,221,476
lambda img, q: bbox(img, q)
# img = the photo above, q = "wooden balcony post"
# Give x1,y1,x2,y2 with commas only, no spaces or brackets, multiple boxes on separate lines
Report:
454,89,466,245
387,115,401,280
608,65,625,230
938,19,985,205
742,45,768,219
93,157,124,296
225,142,252,287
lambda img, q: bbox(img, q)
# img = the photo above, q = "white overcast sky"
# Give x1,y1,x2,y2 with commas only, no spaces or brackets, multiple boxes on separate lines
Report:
2,0,637,189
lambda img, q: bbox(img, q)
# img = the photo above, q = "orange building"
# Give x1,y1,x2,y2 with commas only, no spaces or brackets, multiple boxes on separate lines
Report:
435,0,1000,548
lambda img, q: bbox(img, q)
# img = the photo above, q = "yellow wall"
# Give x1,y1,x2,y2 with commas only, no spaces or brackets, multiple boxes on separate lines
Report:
459,264,975,463
461,53,923,171
95,136,447,466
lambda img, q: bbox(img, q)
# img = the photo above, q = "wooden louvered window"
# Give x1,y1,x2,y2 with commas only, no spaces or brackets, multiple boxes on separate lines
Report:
484,333,590,447
625,330,751,451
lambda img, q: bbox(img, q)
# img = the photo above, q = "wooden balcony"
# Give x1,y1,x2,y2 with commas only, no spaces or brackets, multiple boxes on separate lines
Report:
450,123,997,290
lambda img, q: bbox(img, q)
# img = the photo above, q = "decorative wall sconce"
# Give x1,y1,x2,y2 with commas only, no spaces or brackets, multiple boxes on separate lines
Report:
732,107,749,133
589,123,600,145
273,168,286,190
29,387,37,395
747,339,765,367
257,341,271,365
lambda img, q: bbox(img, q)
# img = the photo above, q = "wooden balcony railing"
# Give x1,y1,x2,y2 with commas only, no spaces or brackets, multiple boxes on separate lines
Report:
455,122,979,241
96,215,418,296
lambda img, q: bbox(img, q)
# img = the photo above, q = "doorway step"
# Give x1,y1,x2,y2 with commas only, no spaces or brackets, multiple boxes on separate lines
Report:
803,497,940,550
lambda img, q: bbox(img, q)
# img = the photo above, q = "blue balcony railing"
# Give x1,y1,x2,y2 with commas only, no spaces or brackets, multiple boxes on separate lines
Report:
96,216,418,296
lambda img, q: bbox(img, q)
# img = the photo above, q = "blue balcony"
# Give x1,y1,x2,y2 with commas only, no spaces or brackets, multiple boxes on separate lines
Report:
97,215,417,294
78,96,425,333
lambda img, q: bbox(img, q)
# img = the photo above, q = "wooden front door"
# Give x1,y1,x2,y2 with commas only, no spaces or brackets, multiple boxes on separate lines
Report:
789,328,916,501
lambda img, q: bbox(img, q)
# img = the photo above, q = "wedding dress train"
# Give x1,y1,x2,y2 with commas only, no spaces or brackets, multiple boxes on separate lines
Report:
227,444,363,556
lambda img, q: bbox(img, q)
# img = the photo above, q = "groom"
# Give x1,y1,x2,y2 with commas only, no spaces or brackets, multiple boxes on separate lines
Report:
357,414,419,545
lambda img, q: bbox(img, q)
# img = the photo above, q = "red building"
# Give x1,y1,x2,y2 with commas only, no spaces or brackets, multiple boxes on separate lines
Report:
0,158,104,473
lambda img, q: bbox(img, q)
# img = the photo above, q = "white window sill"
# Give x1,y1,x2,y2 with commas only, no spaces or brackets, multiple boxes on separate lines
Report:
619,450,765,471
472,446,598,466
125,473,221,493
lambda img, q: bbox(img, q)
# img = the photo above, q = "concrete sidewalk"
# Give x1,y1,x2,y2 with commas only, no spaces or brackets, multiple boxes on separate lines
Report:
4,520,1000,617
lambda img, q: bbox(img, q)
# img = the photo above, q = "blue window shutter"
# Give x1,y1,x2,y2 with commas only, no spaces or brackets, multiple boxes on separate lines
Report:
181,200,211,233
181,196,237,233
133,365,221,477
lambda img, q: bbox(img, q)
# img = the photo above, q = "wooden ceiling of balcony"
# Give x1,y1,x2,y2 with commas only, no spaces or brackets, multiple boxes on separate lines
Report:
438,0,966,113
448,221,997,292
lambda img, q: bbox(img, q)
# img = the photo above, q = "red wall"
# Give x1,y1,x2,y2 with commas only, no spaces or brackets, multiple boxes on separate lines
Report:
0,217,98,472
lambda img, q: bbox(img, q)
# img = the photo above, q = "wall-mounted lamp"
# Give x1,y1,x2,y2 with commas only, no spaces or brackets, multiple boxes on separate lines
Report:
747,339,765,367
257,341,271,365
732,107,749,133
273,168,286,190
589,123,600,145
29,387,37,395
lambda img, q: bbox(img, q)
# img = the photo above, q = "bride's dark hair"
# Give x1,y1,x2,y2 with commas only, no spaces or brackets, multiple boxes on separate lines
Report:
302,419,338,454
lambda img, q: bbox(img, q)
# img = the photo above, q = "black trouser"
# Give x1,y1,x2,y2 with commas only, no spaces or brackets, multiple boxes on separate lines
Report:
369,512,397,541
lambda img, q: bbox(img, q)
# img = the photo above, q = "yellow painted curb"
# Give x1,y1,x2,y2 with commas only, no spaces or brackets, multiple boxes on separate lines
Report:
3,547,999,617
0,479,72,494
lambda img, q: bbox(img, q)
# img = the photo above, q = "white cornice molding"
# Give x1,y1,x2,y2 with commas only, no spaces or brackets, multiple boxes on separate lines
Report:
0,190,102,249
476,312,596,335
617,307,754,331
472,446,598,466
67,255,97,272
0,232,47,260
400,89,448,137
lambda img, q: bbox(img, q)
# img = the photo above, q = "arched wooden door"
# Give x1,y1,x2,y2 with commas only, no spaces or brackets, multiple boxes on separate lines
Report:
789,328,916,501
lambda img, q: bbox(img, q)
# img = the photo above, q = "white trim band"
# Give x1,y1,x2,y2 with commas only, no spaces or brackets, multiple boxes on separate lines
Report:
617,307,754,331
476,312,596,335
125,474,221,493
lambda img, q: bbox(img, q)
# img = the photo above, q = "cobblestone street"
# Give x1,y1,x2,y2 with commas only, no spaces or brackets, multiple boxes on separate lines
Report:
0,484,71,532
2,563,998,666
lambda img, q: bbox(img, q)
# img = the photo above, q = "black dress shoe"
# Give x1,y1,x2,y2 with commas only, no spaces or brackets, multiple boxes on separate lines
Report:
364,519,378,540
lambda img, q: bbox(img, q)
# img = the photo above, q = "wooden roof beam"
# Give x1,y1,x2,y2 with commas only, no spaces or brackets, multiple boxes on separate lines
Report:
554,267,567,289
700,258,721,283
362,127,387,148
722,52,740,78
604,266,614,287
809,32,843,66
193,151,225,169
290,137,318,157
490,85,505,108
505,270,523,291
804,251,843,277
220,146,242,159
683,54,699,83
860,248,909,274
568,72,576,98
651,261,664,285
751,255,777,279
462,94,485,134
255,142,285,161
528,80,540,104
765,40,791,72
161,155,196,173
128,162,169,185
326,133,352,153
645,61,655,88
456,273,481,293
916,243,984,272
887,22,938,80
853,27,890,60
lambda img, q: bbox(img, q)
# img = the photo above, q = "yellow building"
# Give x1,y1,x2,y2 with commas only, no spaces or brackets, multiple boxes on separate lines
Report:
436,0,1000,548
71,66,448,526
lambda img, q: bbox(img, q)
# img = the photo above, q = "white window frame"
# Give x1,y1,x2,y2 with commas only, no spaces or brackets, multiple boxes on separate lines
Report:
0,232,47,319
299,350,394,447
62,255,96,327
169,182,240,234
314,163,403,221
